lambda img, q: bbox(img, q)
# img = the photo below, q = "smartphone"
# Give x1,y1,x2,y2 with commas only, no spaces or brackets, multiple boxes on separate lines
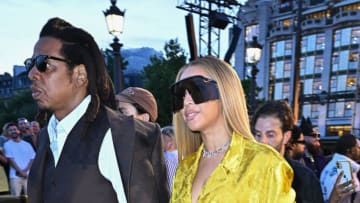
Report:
336,160,353,185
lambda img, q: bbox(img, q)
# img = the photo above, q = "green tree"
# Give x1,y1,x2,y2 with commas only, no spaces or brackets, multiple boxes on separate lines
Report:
0,89,37,129
142,39,187,126
241,78,264,113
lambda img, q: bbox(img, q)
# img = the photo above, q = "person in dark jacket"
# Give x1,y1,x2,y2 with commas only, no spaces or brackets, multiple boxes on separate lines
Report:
26,17,169,203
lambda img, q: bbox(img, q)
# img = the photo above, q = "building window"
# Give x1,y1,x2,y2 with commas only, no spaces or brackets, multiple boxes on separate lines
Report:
271,39,292,58
282,19,291,27
330,75,347,92
326,125,352,137
301,33,325,53
274,60,291,79
301,55,324,75
314,56,324,73
328,102,353,118
343,3,360,12
274,82,290,100
303,78,322,94
302,104,320,119
333,27,359,47
349,51,359,69
331,50,356,71
346,75,357,91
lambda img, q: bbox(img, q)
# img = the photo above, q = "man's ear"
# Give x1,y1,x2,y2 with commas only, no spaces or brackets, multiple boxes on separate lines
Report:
74,64,88,87
283,130,292,145
138,113,150,122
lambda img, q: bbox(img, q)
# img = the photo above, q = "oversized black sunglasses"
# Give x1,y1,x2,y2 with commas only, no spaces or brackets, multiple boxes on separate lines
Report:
170,75,220,113
24,55,72,73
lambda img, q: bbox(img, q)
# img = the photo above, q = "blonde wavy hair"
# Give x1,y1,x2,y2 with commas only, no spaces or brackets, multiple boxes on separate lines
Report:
172,56,254,160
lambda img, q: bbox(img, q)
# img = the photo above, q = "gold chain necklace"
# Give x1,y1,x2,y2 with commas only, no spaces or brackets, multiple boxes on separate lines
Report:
202,140,231,158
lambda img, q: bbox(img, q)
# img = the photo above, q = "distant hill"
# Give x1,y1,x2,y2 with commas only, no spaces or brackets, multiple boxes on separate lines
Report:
121,47,163,74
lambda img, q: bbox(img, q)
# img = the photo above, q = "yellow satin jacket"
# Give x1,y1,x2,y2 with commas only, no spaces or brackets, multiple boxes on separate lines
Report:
170,132,296,203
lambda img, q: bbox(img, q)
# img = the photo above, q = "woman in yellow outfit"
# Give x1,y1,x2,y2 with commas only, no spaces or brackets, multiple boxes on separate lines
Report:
169,56,295,203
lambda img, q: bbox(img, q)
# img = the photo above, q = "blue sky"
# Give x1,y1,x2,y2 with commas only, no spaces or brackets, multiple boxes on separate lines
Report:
0,0,244,75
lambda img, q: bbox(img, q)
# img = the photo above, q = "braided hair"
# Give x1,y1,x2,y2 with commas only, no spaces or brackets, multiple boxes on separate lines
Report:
36,17,116,132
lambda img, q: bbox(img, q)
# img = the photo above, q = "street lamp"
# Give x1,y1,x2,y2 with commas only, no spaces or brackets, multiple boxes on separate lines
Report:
104,0,125,93
245,36,262,115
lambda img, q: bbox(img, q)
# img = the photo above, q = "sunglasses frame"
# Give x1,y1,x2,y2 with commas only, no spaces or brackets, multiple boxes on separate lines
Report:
293,140,306,145
170,75,220,112
24,55,72,73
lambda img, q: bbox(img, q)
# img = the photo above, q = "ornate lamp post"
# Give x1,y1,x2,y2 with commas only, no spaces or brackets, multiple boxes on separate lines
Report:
104,0,125,93
245,36,262,115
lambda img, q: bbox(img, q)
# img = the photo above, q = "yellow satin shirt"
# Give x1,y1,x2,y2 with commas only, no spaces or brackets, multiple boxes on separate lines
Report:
170,132,295,203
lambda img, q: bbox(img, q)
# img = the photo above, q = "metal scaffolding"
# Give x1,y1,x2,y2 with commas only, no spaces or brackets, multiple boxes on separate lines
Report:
177,0,241,57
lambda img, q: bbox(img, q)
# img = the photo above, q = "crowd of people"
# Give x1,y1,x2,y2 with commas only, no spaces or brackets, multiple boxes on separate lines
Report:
1,16,359,203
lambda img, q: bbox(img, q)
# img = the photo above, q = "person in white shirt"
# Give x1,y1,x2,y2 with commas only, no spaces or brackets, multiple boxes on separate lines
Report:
4,123,35,196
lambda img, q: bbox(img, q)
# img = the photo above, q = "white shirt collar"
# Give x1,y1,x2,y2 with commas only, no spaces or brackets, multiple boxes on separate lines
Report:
50,95,91,135
47,95,91,166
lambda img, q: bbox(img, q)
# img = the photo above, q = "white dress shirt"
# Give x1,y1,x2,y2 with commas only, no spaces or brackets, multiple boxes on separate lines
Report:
47,95,127,203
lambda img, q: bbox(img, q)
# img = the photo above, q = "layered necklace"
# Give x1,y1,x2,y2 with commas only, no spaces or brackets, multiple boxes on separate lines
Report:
202,140,231,158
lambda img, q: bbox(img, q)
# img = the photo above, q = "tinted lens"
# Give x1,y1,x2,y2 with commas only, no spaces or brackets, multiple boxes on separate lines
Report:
312,133,320,138
35,55,48,72
24,58,35,72
24,55,48,73
170,75,220,112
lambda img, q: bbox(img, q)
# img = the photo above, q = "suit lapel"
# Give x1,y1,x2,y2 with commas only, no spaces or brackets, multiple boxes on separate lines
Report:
28,127,51,203
105,106,135,199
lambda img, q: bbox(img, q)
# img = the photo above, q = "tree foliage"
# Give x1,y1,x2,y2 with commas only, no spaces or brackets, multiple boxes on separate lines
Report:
142,39,187,127
0,89,38,130
241,78,264,112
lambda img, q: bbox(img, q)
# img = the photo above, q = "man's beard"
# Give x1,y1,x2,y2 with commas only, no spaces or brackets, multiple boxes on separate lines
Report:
306,143,322,156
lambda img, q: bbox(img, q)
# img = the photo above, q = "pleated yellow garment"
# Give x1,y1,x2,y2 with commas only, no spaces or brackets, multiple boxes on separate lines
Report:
170,132,296,203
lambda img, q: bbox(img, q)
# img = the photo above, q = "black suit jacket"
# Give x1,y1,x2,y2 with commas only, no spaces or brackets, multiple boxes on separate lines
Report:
28,106,169,203
286,154,324,203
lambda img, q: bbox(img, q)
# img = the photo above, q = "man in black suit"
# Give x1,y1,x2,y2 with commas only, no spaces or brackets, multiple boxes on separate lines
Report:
26,17,168,203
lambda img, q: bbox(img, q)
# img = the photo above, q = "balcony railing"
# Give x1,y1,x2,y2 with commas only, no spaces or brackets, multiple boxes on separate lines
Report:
333,10,360,25
301,17,328,30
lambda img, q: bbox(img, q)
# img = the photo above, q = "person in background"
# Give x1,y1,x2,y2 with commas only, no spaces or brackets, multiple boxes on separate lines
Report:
27,121,41,150
300,116,328,177
287,125,306,161
26,17,168,203
4,123,35,197
0,123,10,194
161,125,178,192
115,87,158,123
320,134,360,202
170,56,295,202
16,118,31,138
252,100,324,203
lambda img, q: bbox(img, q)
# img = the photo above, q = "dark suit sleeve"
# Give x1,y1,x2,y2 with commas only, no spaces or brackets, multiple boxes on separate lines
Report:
151,124,170,203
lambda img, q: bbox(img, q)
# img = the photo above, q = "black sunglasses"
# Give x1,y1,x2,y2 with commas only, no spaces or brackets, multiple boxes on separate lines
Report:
170,75,220,113
293,140,306,145
307,133,320,139
24,55,72,73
